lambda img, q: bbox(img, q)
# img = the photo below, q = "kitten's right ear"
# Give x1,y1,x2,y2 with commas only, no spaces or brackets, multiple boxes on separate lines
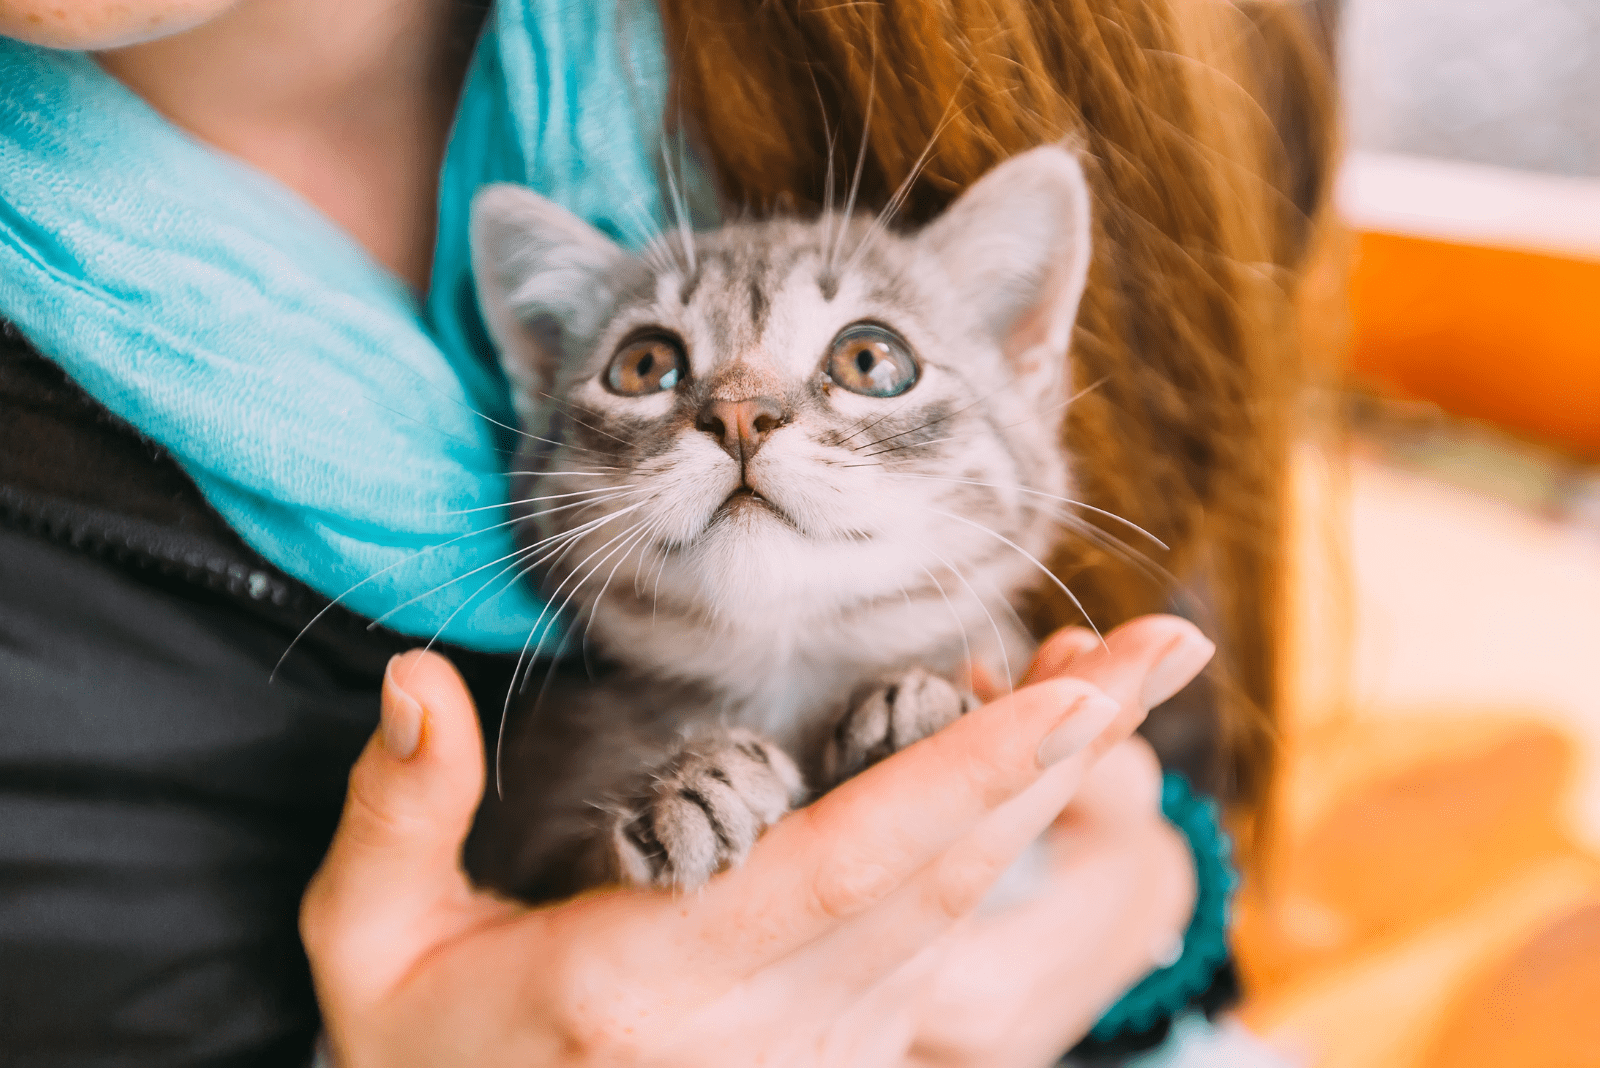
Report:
914,145,1092,401
470,184,633,403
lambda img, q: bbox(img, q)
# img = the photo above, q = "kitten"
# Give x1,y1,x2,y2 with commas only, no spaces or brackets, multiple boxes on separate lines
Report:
464,145,1092,901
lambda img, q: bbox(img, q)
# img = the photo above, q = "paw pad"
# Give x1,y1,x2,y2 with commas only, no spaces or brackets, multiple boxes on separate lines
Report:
823,668,975,784
612,729,802,890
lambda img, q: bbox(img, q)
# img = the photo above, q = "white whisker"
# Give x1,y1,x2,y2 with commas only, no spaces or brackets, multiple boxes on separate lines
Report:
536,392,636,447
922,506,1104,644
917,562,973,673
582,517,663,651
504,468,626,477
364,492,646,629
859,433,963,458
919,540,1013,694
494,509,654,795
829,58,876,276
369,542,538,628
438,483,636,517
895,472,1168,550
839,80,971,278
659,118,697,276
271,506,549,680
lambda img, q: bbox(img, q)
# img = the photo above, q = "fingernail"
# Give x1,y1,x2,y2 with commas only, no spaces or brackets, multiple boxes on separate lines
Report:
1153,934,1184,969
1139,634,1216,711
1036,690,1122,767
382,656,424,760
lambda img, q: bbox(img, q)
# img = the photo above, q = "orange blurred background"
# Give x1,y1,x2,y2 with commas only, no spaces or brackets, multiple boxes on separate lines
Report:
1225,14,1600,1060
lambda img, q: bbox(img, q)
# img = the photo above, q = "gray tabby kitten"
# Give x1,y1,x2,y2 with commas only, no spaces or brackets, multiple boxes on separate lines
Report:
465,145,1092,902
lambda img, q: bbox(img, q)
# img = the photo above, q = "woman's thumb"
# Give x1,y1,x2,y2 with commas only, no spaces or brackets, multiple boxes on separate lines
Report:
301,650,491,1005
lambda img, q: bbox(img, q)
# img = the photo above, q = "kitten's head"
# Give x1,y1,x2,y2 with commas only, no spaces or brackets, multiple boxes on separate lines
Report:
472,146,1092,670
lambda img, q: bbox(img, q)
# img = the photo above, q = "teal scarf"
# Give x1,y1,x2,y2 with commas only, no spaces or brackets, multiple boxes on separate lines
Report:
0,0,685,651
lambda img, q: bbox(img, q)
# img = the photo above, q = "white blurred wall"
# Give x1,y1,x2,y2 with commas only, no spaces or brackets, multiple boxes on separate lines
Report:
1342,0,1600,177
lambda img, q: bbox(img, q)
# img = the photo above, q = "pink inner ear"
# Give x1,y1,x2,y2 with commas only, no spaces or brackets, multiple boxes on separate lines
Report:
1007,300,1053,378
1002,251,1079,384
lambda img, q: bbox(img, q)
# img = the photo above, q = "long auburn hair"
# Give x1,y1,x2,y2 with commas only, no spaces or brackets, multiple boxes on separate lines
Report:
654,0,1339,816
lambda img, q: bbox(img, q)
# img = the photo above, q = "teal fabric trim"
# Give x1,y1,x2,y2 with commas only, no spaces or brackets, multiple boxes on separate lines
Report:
1121,1012,1289,1068
1088,772,1238,1043
0,1,690,652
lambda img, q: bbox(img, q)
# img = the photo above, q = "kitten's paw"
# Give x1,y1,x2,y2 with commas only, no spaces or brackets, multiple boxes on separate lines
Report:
824,667,977,785
611,730,803,891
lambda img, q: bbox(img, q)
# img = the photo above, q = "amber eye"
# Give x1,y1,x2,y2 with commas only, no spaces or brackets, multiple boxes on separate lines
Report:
824,323,919,398
604,332,688,396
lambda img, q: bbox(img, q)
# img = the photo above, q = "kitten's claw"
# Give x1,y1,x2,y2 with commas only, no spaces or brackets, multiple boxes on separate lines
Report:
824,668,977,785
611,730,803,891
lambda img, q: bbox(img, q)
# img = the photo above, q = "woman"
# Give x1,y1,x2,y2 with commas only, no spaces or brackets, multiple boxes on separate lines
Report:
0,0,1332,1064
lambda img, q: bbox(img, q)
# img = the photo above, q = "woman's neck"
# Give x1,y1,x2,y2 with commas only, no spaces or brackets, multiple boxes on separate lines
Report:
97,0,484,290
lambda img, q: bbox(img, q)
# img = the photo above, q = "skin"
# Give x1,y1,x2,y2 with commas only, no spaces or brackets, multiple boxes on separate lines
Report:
6,0,474,290
6,3,1205,1062
0,0,243,50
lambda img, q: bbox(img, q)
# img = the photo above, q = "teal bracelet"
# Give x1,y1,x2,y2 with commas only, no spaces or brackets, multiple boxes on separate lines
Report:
1084,772,1238,1044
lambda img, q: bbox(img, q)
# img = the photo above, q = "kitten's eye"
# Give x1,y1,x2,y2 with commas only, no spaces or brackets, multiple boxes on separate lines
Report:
605,332,688,396
825,323,919,398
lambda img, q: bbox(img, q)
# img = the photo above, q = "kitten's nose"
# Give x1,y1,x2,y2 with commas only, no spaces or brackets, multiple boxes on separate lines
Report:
696,396,790,463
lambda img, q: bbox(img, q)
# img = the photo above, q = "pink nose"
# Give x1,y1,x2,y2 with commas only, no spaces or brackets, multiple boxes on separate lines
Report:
696,396,789,463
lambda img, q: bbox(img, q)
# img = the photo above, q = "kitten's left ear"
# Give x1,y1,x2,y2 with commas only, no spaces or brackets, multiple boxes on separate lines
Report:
471,184,635,408
915,145,1093,397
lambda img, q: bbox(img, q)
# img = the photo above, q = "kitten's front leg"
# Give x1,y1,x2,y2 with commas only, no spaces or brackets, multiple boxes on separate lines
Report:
612,729,804,891
822,668,977,787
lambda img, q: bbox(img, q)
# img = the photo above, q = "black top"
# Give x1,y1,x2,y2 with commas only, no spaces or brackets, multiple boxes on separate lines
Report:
0,330,512,1066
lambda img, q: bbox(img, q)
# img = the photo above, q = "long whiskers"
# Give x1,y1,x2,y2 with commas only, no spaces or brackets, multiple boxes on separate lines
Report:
580,514,666,653
658,105,698,276
369,493,651,628
920,505,1105,644
917,562,973,679
918,539,1014,695
437,482,635,517
270,503,559,681
890,472,1168,550
825,56,876,279
838,83,972,280
808,62,843,272
855,434,964,460
849,369,1030,453
844,362,1109,461
536,392,636,448
494,510,657,795
1040,503,1189,600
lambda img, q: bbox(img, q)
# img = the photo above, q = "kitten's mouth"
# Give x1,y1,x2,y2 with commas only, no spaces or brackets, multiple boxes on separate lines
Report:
721,485,771,510
713,485,795,527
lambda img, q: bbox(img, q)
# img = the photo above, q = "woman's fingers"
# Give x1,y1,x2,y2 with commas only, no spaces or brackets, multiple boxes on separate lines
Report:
680,675,1122,975
1037,615,1212,698
909,746,1195,1066
924,617,1210,911
301,650,507,1011
766,621,1209,1001
1038,616,1214,753
1023,626,1101,684
1052,728,1168,832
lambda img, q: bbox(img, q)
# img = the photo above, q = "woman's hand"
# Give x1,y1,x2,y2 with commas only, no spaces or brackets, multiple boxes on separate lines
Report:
300,616,1212,1067
900,736,1195,1066
839,629,1201,1067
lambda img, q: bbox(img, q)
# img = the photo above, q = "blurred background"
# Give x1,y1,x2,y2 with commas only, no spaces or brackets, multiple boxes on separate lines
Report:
1230,0,1600,1063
